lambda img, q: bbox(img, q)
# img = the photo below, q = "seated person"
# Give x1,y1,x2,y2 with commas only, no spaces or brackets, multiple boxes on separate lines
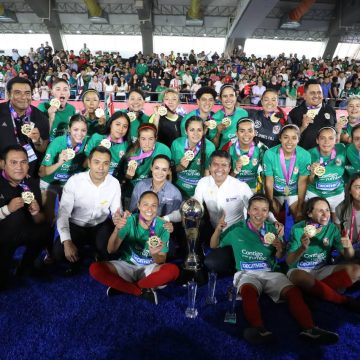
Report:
0,145,50,289
211,193,338,345
54,146,121,271
89,191,180,304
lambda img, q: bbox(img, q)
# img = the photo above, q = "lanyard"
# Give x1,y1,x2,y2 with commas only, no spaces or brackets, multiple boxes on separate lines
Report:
1,170,30,192
107,135,123,144
129,148,154,163
221,107,235,117
247,220,266,243
235,141,255,158
66,134,83,154
318,147,336,167
185,138,201,158
139,214,157,236
279,148,296,186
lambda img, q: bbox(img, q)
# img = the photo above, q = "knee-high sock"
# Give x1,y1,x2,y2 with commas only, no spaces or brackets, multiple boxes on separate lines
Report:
322,269,353,290
89,262,141,296
310,279,348,304
240,284,263,328
284,287,314,329
137,264,180,289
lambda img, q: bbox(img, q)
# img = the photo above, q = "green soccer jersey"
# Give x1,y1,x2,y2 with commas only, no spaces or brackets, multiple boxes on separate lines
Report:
118,214,169,266
38,102,76,140
124,142,171,196
263,144,311,196
84,133,128,175
220,221,280,272
180,109,217,141
41,134,88,186
345,143,360,179
119,110,150,143
307,143,346,197
213,107,248,149
288,221,343,270
171,137,215,198
229,140,267,190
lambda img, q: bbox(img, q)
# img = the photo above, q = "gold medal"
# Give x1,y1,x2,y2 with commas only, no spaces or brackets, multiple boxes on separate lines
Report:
50,98,61,109
148,236,161,248
306,109,318,119
100,139,111,149
264,232,275,245
240,155,250,166
21,122,34,136
157,106,167,116
207,120,217,130
304,224,317,238
65,148,75,160
270,113,280,123
128,160,138,170
338,115,348,126
95,108,105,118
21,191,35,204
314,165,326,177
222,117,231,128
284,185,290,196
184,150,195,161
127,112,136,122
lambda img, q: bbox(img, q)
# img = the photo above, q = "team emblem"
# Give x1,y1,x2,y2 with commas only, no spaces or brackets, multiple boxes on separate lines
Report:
293,167,299,174
324,113,330,120
254,120,262,128
335,158,342,166
252,158,258,166
272,125,281,134
323,238,329,246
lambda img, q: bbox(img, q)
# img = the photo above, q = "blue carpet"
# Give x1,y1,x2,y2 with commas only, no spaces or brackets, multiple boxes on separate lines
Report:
1,268,360,360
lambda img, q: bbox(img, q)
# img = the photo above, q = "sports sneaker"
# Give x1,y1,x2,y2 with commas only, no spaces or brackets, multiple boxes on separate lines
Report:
106,287,122,297
243,327,274,344
299,327,339,344
344,298,360,314
140,289,158,305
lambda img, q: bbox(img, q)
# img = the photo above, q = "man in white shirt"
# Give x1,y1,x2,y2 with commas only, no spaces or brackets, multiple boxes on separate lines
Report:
193,150,283,274
53,147,121,271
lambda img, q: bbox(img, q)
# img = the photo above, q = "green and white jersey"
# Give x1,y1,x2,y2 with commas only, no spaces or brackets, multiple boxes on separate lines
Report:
228,140,267,190
41,134,88,186
118,214,169,265
180,109,217,141
220,221,280,272
263,144,311,196
38,102,76,140
171,137,215,198
84,133,128,175
307,143,346,197
119,110,150,143
213,107,248,149
345,143,360,180
125,142,171,195
288,220,343,270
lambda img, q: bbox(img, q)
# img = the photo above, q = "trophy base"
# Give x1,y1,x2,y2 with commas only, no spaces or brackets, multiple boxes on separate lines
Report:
185,307,198,319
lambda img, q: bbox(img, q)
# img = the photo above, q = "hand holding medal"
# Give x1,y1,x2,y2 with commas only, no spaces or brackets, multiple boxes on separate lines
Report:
157,105,168,116
205,120,217,130
21,122,35,137
95,108,105,118
49,98,61,110
264,232,275,245
222,117,232,128
100,138,111,149
21,191,35,205
304,224,317,238
65,148,75,160
126,160,138,177
127,111,136,122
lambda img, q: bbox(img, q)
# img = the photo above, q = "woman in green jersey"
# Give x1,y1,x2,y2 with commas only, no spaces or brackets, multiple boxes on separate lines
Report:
84,112,131,176
171,116,215,198
287,197,360,313
39,114,88,224
307,127,346,220
345,123,360,179
89,191,180,304
340,96,360,144
211,194,338,345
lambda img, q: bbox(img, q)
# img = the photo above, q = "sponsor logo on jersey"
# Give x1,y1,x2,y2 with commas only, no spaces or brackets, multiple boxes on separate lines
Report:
254,120,262,128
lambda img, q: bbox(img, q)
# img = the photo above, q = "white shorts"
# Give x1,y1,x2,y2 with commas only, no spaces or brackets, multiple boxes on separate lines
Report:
233,270,293,303
109,260,158,283
275,195,298,207
287,265,335,281
306,191,344,212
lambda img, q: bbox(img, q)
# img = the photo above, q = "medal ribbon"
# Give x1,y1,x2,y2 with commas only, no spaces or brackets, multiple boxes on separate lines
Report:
195,109,213,121
235,141,255,158
185,138,201,158
318,147,336,167
107,135,123,144
2,170,30,192
221,107,235,117
247,220,266,243
139,214,157,237
279,148,296,188
66,134,83,154
129,148,154,163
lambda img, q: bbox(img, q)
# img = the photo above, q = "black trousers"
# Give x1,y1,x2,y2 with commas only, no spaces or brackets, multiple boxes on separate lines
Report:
0,222,51,279
204,246,236,276
53,218,114,264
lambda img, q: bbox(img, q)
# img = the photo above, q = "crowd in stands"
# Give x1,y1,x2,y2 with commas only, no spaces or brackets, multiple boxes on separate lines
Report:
1,42,360,346
0,43,359,107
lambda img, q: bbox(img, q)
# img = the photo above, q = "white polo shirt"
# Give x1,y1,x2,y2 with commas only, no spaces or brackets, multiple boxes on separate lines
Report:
193,175,254,229
57,171,121,242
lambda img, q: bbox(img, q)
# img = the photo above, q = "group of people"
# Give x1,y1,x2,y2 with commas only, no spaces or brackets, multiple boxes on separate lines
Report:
1,71,360,345
1,45,360,107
